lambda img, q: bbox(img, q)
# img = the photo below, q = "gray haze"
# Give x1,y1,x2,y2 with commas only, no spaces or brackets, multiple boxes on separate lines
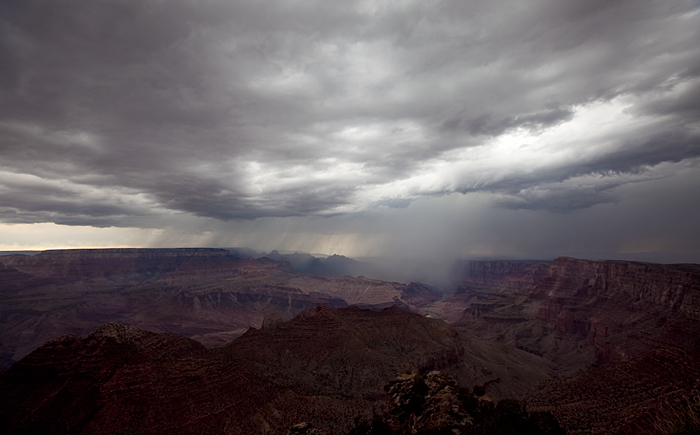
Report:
1,0,699,263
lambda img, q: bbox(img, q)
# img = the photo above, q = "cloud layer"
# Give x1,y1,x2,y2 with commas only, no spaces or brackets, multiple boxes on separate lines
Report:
1,0,699,260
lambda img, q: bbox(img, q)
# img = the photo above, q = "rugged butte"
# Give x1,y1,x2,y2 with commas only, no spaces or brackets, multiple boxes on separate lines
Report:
427,256,700,434
0,248,442,372
0,305,557,435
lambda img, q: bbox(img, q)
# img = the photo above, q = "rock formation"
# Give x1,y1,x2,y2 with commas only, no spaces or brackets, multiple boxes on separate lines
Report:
526,347,700,434
0,248,442,372
0,305,545,435
349,371,565,435
2,250,699,434
430,257,700,433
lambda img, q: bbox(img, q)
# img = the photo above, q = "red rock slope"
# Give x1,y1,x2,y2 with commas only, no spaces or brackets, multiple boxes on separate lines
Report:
0,306,469,435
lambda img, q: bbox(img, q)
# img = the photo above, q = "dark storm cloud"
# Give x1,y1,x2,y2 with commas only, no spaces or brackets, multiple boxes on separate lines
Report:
0,183,154,227
440,106,575,136
0,0,699,227
470,125,700,211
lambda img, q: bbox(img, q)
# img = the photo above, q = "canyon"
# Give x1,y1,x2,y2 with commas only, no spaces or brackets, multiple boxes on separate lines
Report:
0,248,441,372
429,257,700,432
1,249,699,434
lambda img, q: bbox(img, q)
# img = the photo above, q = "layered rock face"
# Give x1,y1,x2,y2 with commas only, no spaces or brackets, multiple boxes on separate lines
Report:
441,257,700,363
455,260,551,294
428,260,550,324
0,249,442,372
528,257,700,362
436,257,700,434
0,306,498,435
0,262,36,292
532,257,700,305
0,248,235,281
533,256,700,322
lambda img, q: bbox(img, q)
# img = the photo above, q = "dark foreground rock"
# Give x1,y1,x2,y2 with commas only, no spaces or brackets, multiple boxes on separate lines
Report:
349,371,565,435
0,305,485,435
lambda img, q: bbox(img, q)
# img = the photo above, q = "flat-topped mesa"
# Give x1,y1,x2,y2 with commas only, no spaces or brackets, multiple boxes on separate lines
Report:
531,257,700,319
38,247,230,257
0,247,237,279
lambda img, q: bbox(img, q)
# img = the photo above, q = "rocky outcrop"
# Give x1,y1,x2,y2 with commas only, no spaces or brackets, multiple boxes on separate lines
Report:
288,422,328,435
350,371,565,435
383,371,473,434
0,306,475,435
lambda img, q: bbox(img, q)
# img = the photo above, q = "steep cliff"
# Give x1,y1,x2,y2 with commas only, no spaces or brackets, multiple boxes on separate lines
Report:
455,260,551,294
532,256,700,321
439,257,700,434
428,260,550,323
525,257,700,365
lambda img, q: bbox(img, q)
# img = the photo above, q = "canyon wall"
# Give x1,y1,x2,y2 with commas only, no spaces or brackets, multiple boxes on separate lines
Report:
455,260,550,294
0,248,235,281
438,256,700,434
0,248,442,372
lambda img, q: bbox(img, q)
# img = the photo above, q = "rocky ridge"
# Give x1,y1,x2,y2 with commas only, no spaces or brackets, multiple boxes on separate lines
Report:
0,305,549,435
0,248,442,371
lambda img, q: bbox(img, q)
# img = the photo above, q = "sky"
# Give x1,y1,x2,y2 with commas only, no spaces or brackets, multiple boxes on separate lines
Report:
1,0,699,263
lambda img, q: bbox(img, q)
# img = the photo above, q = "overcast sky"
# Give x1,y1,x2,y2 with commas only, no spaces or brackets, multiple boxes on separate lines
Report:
1,0,699,263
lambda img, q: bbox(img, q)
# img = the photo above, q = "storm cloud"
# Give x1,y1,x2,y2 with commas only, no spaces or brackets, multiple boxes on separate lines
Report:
1,0,699,262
